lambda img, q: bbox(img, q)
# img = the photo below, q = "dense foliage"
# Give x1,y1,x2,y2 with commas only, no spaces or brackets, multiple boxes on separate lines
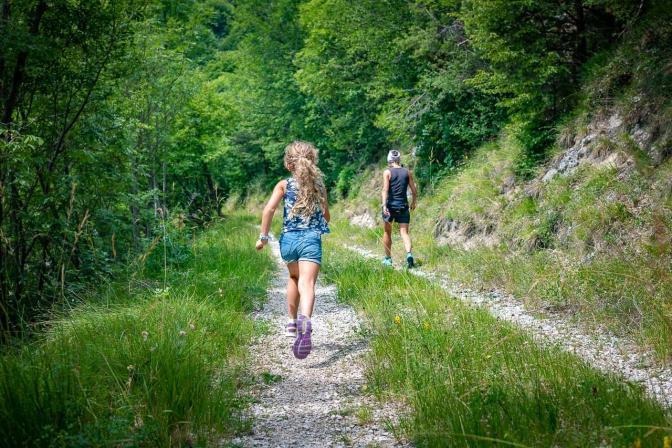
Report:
1,0,667,329
0,215,274,445
225,0,651,186
0,0,233,329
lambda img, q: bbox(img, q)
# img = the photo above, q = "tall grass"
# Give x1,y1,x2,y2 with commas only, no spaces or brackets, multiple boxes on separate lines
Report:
323,243,672,447
0,215,274,447
334,133,672,359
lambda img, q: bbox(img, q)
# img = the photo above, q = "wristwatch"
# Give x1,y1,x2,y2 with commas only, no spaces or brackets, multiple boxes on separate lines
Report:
259,234,269,242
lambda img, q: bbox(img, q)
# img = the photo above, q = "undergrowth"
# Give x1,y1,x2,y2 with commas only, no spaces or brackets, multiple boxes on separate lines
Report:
323,243,672,447
0,215,274,447
334,125,672,359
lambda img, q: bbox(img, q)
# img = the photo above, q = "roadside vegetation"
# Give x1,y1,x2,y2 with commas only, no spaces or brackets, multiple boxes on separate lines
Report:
323,242,672,447
2,0,671,444
5,1,668,333
0,215,273,447
333,23,672,359
333,112,672,360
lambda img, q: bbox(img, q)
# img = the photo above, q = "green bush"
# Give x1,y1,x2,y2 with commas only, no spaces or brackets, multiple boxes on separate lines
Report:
323,247,672,447
0,216,274,447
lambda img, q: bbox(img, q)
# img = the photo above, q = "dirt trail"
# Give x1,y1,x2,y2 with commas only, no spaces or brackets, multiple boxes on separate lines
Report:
232,238,408,448
344,243,672,409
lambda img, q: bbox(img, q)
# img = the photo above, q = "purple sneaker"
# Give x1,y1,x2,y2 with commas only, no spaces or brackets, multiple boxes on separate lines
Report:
293,315,312,359
285,320,297,337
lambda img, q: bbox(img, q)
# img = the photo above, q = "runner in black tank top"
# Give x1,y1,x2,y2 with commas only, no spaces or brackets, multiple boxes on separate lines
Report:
387,167,410,209
381,150,418,268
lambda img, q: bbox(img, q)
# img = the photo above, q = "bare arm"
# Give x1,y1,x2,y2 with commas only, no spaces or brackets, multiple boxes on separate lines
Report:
257,180,285,250
408,170,418,210
381,169,391,215
323,202,331,223
321,187,331,223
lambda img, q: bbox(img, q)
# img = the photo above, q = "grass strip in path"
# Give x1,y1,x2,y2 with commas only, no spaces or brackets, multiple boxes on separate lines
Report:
0,215,274,447
344,241,672,410
330,218,672,409
322,242,672,447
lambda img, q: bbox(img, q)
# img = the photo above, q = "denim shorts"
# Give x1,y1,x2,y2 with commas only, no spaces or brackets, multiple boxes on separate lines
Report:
279,230,323,265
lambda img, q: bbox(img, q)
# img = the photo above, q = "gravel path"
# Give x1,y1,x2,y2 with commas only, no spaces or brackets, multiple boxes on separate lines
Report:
344,243,672,409
232,239,408,448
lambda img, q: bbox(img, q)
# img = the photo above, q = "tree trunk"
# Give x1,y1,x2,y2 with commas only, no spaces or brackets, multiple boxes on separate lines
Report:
0,0,11,101
202,162,220,216
152,110,160,221
130,151,140,250
162,160,167,215
1,1,47,128
573,0,587,69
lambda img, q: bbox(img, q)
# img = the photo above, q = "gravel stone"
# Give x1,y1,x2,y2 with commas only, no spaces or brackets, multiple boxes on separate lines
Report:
233,239,410,447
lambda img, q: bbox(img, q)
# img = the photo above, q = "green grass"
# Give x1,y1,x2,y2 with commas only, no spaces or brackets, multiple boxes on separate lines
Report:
0,215,274,447
322,243,672,447
335,126,672,359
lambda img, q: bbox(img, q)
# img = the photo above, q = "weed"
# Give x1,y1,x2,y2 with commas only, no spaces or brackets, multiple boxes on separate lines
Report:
261,372,283,385
339,434,353,446
356,406,373,425
322,245,672,447
0,215,274,446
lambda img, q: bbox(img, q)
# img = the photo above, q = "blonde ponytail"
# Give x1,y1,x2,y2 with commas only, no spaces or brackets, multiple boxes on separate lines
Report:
284,141,327,218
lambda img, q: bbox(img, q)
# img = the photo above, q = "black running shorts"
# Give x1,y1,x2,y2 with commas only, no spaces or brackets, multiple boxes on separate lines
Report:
382,205,410,224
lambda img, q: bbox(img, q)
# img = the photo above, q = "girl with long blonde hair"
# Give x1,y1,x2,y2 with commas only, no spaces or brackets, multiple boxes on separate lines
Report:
256,141,330,359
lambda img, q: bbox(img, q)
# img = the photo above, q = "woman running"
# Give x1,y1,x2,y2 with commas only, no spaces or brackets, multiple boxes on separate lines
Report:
256,141,330,359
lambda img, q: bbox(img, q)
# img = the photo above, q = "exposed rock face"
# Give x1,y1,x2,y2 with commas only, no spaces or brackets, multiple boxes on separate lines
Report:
541,112,643,183
349,210,377,229
426,97,670,253
434,216,499,250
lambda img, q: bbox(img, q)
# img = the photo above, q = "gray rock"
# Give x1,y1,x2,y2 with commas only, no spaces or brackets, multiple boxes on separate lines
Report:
608,113,623,130
542,168,558,183
350,211,377,229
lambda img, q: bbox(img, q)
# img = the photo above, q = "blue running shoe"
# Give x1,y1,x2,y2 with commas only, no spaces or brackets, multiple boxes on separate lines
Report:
406,253,415,269
382,256,393,267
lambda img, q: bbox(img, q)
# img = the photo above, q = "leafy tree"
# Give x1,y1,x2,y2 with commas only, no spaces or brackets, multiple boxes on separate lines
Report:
460,0,642,158
296,0,411,182
0,0,236,331
219,0,308,188
375,0,506,185
0,0,151,330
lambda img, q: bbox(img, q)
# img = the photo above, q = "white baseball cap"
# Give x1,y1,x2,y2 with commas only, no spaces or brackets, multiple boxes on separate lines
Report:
387,150,401,164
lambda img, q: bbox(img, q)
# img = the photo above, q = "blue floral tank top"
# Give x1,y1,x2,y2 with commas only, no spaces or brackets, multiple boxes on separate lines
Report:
282,178,330,234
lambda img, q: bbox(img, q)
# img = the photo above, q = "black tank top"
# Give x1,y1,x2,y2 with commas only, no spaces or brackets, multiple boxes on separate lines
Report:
387,167,409,208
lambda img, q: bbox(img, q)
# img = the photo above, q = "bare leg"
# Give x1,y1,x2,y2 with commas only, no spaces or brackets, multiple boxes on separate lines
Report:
399,224,412,253
286,262,299,319
383,222,393,257
297,260,321,317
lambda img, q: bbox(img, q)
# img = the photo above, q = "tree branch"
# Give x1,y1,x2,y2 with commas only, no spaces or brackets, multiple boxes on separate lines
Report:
1,1,47,129
0,0,11,101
